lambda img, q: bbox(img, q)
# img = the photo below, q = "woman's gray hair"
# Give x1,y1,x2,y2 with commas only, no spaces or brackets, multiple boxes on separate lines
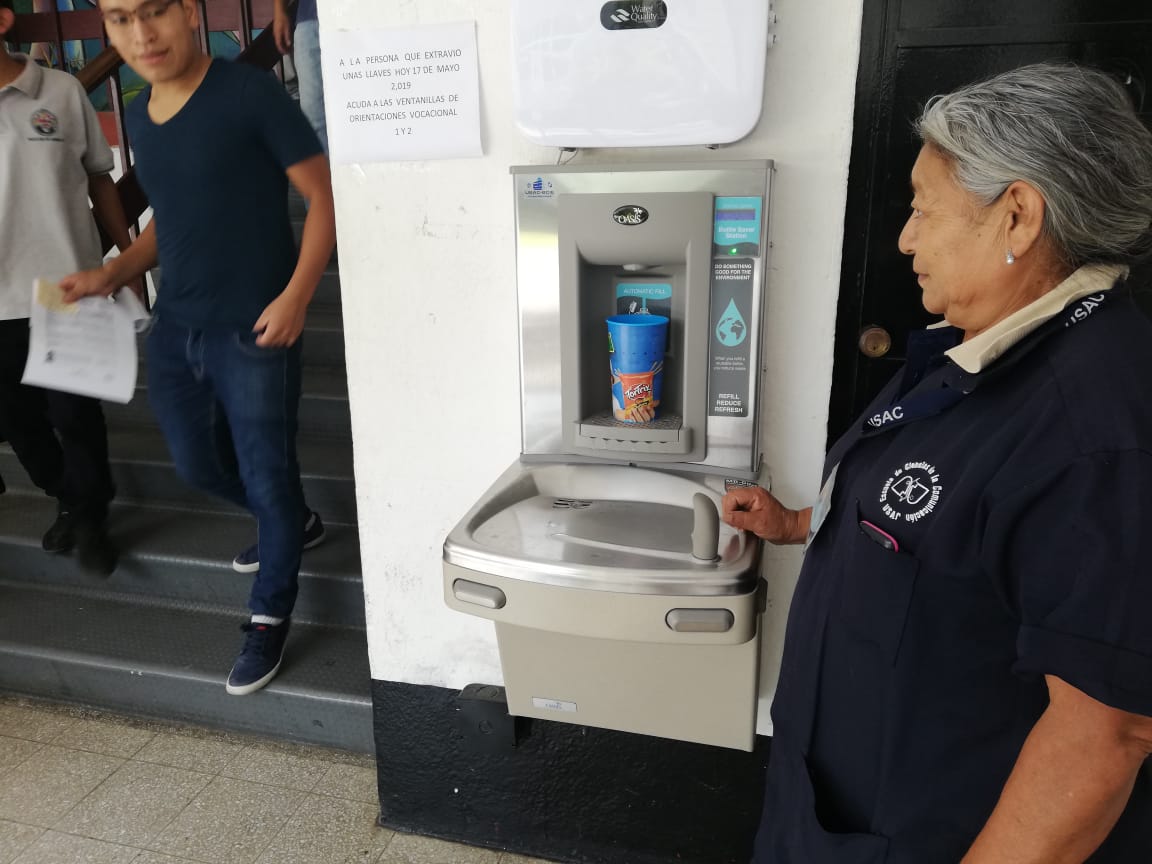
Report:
916,62,1152,267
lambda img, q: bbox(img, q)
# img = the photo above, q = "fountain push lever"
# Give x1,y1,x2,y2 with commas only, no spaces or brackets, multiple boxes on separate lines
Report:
691,493,720,561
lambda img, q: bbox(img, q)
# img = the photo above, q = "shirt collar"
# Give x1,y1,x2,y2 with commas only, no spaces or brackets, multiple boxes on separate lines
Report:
2,54,43,98
941,263,1128,374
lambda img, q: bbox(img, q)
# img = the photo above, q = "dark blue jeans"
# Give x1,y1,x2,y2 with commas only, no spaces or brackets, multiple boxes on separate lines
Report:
146,316,306,618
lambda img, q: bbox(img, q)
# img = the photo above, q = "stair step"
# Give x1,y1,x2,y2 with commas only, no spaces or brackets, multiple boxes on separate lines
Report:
0,493,365,628
108,365,351,440
312,267,342,310
0,581,373,751
300,304,347,367
291,221,339,267
0,427,358,525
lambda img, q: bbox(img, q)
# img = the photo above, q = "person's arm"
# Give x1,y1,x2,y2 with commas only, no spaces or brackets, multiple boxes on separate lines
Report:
272,0,292,54
962,675,1152,864
88,173,147,300
721,486,811,544
251,153,335,347
88,173,132,254
59,221,158,301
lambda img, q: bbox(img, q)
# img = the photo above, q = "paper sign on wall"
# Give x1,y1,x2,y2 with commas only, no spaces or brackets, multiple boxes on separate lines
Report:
321,20,482,164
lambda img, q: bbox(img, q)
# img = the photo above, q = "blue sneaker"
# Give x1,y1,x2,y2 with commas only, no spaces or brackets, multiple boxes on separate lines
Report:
226,618,291,695
232,511,325,574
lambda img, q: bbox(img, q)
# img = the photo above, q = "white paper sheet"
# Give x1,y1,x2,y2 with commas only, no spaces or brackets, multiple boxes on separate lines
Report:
322,20,482,164
22,279,150,404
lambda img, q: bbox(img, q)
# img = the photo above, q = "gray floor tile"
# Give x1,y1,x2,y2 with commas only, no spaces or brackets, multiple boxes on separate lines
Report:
0,739,42,775
378,833,502,864
0,704,77,745
131,854,213,864
308,747,376,769
50,716,157,760
53,760,212,847
220,742,331,792
0,746,122,828
134,732,247,775
146,775,304,864
312,764,378,804
252,794,392,864
0,821,43,864
9,830,137,864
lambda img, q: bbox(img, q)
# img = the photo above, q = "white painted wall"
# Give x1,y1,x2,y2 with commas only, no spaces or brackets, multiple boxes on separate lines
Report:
320,0,864,735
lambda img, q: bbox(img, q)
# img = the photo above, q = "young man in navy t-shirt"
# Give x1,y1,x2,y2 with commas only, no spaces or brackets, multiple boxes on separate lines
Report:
62,0,337,695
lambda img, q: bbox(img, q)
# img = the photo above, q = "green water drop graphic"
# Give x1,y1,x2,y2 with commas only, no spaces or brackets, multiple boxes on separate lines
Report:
716,298,748,347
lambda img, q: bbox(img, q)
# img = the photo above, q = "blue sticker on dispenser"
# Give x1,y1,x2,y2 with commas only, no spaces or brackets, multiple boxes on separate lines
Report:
708,259,754,417
714,196,762,256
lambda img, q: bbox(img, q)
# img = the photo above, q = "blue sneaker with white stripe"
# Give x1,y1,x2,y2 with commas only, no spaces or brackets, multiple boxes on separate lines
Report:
226,618,290,695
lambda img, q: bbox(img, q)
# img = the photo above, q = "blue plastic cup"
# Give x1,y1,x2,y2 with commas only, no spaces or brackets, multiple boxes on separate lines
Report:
607,314,668,423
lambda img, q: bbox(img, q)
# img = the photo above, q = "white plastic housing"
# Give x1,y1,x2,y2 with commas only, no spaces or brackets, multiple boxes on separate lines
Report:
512,0,771,148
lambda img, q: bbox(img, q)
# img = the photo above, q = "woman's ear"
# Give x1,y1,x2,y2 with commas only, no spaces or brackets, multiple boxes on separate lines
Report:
1001,180,1047,258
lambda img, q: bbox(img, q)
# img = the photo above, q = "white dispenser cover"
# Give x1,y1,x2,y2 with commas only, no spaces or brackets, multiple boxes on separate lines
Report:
512,0,771,148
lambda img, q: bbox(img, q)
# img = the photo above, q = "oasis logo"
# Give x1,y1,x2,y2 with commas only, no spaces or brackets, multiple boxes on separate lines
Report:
600,1,668,30
613,205,649,226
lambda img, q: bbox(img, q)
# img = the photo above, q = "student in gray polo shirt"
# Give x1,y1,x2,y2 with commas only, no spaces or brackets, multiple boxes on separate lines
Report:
0,0,134,574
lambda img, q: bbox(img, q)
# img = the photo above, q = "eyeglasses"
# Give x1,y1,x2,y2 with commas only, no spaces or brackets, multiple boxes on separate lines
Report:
102,0,181,28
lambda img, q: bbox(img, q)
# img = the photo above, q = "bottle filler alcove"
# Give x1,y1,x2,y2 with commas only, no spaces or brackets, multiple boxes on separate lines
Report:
444,162,772,750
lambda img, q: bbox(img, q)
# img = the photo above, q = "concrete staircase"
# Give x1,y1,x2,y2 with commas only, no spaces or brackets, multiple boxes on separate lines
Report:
0,198,372,752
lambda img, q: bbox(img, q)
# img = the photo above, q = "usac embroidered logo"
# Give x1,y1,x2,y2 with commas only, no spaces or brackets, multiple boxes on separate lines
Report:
879,461,942,523
31,108,59,136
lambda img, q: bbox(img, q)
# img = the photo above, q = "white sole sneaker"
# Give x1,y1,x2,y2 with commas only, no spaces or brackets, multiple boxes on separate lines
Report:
225,658,283,696
232,514,326,574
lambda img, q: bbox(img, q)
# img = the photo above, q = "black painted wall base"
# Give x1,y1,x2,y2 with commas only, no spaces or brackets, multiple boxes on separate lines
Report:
372,679,770,864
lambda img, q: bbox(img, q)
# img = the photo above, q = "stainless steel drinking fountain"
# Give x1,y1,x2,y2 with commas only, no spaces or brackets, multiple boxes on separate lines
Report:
444,162,772,750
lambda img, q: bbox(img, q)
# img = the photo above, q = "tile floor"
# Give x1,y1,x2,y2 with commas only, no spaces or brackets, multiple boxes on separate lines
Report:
0,695,552,864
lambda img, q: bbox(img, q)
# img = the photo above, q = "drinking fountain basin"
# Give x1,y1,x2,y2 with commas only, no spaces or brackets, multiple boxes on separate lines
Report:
442,460,764,749
443,461,758,596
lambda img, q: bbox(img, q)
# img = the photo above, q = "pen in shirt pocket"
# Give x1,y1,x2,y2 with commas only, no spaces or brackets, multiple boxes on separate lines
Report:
858,519,900,552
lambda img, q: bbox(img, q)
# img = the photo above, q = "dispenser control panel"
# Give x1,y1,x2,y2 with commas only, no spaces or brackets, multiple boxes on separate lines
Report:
512,161,771,476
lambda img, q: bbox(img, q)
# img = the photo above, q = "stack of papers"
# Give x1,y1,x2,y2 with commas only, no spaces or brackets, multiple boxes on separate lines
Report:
21,278,151,404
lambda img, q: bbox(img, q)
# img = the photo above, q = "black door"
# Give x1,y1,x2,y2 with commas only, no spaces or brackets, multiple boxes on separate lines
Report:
828,0,1152,438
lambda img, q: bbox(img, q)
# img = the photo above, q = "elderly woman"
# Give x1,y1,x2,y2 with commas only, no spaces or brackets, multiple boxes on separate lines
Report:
724,64,1152,863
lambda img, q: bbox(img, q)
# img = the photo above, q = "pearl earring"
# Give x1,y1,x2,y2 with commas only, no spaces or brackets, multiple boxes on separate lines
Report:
1005,250,1016,265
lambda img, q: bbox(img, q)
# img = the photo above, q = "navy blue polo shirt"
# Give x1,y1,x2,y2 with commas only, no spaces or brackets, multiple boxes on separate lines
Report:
128,59,322,331
758,288,1152,863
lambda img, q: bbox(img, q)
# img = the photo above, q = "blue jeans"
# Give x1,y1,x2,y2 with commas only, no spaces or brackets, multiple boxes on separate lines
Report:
294,19,327,154
146,316,306,618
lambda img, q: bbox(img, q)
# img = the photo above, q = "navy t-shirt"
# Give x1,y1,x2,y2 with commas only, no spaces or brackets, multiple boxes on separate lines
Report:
297,0,317,23
758,290,1152,863
128,59,322,330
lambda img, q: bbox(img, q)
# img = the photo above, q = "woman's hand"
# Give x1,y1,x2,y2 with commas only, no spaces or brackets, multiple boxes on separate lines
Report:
721,486,811,544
